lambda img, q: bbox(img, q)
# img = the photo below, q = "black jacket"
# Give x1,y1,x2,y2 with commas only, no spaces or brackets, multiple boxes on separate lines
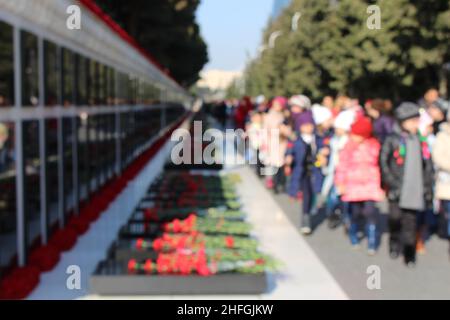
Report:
379,127,434,206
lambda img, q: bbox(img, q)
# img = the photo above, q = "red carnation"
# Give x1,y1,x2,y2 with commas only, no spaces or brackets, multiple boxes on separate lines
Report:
156,255,171,274
143,259,153,274
225,236,235,249
127,259,137,273
172,219,182,233
136,238,144,250
196,263,211,277
153,239,163,251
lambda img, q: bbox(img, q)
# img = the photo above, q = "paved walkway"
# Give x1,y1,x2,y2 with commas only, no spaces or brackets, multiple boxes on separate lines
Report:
269,181,450,300
237,166,347,300
28,134,347,300
84,165,348,300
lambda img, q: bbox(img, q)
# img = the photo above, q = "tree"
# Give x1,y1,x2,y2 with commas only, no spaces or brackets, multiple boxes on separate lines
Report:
245,0,450,102
98,0,208,87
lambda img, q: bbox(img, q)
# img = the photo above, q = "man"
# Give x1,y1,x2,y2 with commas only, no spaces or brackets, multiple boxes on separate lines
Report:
418,88,439,110
380,102,434,267
428,99,449,134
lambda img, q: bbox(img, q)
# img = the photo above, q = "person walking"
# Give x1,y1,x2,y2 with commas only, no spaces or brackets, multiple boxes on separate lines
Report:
246,111,265,176
321,109,355,229
380,102,434,267
432,109,450,260
263,97,292,193
335,117,385,255
288,95,312,134
285,110,329,235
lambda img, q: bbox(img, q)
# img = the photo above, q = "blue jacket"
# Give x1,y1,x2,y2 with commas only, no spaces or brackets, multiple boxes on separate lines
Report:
286,134,328,197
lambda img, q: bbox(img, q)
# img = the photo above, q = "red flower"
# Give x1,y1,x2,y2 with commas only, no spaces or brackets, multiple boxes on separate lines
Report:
144,259,153,274
255,258,265,265
176,236,187,250
136,238,144,250
196,264,211,277
225,236,235,248
179,261,192,275
127,259,137,273
156,255,171,274
153,239,163,251
172,219,182,233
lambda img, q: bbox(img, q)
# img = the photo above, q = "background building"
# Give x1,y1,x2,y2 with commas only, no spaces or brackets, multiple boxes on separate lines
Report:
196,69,243,101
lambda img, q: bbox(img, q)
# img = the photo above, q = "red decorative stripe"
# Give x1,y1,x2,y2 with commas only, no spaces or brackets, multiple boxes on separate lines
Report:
0,113,191,300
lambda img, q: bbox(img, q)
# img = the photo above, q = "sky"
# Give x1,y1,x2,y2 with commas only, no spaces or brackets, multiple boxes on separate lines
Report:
197,0,274,72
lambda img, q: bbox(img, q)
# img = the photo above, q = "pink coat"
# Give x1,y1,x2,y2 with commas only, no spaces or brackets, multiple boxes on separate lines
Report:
335,138,384,202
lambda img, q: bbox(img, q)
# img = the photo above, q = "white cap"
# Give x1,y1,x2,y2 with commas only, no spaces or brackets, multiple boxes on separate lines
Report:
255,95,266,105
312,104,333,126
334,109,355,131
289,95,311,109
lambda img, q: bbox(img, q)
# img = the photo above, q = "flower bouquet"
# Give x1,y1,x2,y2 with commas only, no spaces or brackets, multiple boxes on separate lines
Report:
134,232,259,253
131,207,246,223
126,248,277,276
162,214,251,236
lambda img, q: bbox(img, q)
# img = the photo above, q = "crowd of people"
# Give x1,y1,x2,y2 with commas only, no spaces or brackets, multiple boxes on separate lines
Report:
215,89,450,267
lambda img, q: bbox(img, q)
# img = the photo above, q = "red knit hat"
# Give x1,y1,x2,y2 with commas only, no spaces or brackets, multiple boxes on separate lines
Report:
351,116,373,139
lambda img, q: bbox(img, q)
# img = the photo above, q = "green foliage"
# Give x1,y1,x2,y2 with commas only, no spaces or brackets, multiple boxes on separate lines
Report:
225,79,243,99
98,0,208,87
245,0,450,101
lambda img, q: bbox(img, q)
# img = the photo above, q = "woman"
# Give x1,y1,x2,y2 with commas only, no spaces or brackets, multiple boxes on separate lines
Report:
263,97,292,193
365,99,395,144
432,109,450,260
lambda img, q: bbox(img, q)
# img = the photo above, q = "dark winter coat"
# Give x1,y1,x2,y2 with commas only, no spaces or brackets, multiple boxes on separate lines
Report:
379,126,434,207
286,134,328,197
372,114,395,144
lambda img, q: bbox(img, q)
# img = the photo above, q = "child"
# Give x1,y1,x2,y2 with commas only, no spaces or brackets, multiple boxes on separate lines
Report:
311,104,334,212
312,104,334,141
285,111,328,235
263,97,292,193
432,109,450,260
288,95,312,133
335,116,385,255
380,102,434,267
246,111,264,176
321,110,355,229
365,99,395,144
416,110,437,254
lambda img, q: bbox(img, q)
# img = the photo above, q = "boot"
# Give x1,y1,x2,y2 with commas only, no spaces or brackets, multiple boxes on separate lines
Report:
416,232,426,255
404,245,416,268
389,238,401,259
327,213,341,230
300,214,312,235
